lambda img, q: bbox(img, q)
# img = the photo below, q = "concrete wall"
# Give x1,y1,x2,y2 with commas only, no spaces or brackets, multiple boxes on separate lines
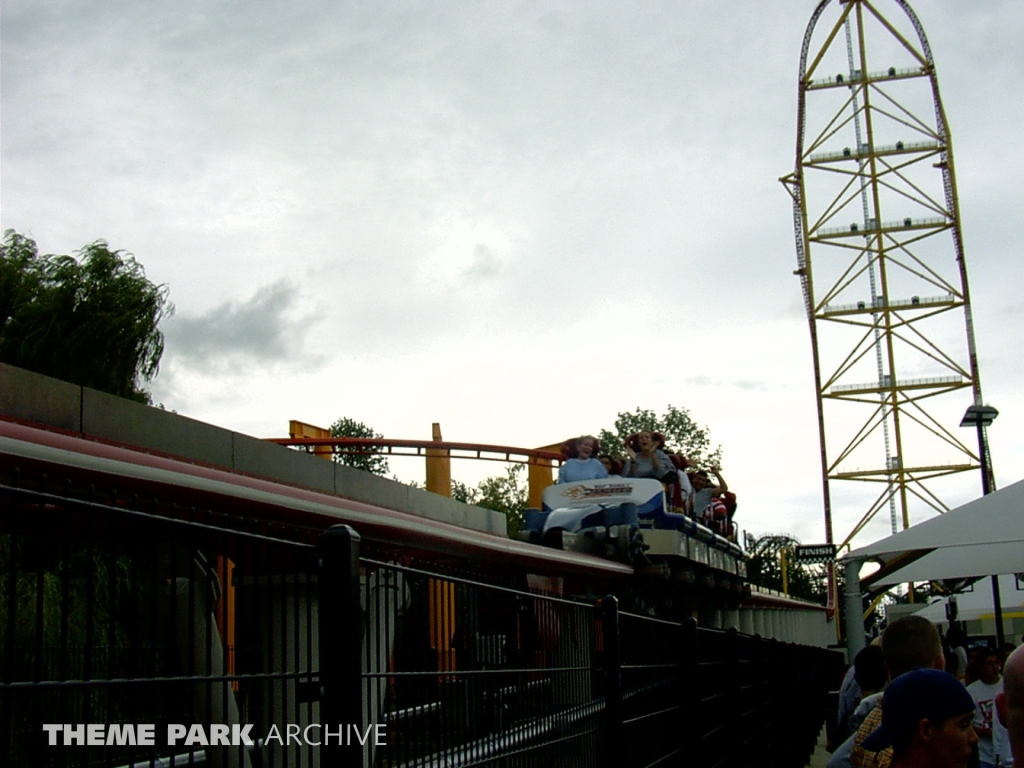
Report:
0,362,83,433
0,363,506,536
733,607,833,647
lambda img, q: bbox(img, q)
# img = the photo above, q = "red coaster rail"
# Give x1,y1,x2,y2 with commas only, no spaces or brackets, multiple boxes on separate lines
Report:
268,436,564,466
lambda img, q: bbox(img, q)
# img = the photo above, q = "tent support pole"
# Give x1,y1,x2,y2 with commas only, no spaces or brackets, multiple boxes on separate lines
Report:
991,575,1005,647
844,558,866,660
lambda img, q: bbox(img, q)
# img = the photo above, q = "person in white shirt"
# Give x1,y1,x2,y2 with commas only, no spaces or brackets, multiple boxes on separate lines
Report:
969,648,1005,768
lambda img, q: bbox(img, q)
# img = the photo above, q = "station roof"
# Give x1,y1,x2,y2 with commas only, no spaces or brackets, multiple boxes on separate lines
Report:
844,477,1024,588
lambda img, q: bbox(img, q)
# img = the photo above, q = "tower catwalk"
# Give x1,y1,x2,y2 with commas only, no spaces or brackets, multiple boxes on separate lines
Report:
781,0,990,562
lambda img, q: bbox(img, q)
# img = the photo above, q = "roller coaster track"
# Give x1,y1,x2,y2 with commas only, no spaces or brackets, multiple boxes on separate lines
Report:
269,437,564,466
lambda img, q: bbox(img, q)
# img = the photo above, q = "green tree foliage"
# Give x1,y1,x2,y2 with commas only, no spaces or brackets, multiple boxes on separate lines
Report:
0,230,172,403
451,466,528,537
329,416,390,475
451,480,475,504
0,534,163,675
746,533,828,604
598,405,722,467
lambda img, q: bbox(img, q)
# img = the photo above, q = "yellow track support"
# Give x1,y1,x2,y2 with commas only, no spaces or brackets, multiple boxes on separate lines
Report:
425,422,452,497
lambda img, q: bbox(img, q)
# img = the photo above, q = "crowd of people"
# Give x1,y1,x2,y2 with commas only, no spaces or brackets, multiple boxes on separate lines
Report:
828,615,1024,768
555,432,737,538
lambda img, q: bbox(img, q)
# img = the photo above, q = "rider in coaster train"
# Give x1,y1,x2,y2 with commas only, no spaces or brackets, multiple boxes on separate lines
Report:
557,435,609,483
622,430,676,482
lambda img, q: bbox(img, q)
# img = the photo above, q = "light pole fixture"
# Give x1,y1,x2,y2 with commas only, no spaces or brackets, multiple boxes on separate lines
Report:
959,404,999,428
960,403,1002,645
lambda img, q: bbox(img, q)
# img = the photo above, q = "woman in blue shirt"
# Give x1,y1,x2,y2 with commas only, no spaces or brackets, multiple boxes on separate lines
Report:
557,435,609,483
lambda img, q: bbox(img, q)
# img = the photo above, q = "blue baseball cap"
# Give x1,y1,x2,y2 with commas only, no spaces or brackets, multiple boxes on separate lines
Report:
862,669,976,751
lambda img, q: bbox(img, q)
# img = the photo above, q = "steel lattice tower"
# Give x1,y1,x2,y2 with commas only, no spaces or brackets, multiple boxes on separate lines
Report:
781,0,990,559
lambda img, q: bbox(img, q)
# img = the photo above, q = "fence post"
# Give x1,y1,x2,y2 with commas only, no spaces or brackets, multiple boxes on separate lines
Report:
601,596,623,767
725,627,739,767
318,524,362,767
768,638,783,761
752,633,767,764
680,618,701,767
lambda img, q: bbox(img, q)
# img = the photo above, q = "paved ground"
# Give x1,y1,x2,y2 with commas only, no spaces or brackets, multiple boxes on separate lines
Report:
808,726,832,767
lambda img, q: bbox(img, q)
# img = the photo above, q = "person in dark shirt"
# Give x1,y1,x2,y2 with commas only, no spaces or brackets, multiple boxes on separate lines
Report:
861,669,978,768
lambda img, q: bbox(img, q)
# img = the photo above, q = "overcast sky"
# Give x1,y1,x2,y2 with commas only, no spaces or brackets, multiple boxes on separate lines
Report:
3,0,1021,550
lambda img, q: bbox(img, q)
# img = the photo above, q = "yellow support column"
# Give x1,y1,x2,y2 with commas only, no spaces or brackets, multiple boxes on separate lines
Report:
428,579,457,675
528,442,562,509
425,423,455,673
425,422,451,497
288,420,334,461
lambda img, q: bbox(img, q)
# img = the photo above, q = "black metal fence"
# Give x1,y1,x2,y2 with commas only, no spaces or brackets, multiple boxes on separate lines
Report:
1,469,841,768
355,557,605,768
1,471,323,768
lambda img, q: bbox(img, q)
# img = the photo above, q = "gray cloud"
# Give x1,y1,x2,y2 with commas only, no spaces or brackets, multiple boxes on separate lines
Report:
164,280,310,370
462,244,501,281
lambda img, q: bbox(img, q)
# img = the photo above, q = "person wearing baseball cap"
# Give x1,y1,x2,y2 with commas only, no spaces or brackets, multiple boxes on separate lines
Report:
861,668,979,768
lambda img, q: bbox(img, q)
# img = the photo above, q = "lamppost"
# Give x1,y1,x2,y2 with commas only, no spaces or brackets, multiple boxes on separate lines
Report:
960,404,1002,646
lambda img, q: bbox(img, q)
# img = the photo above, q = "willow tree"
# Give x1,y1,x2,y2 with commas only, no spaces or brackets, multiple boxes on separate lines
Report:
0,231,172,403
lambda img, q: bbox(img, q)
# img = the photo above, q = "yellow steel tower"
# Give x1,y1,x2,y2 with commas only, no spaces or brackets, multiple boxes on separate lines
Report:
781,0,990,558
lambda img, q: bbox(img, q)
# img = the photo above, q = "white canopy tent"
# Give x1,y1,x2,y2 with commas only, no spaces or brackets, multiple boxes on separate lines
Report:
840,477,1024,655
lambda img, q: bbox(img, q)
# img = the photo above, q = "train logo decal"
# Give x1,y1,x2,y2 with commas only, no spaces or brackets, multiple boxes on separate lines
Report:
562,483,634,501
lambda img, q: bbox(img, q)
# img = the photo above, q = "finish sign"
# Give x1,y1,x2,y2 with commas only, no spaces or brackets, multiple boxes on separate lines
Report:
793,544,837,564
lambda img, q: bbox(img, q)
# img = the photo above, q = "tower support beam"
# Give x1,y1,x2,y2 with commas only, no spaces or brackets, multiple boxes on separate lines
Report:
785,1,988,591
